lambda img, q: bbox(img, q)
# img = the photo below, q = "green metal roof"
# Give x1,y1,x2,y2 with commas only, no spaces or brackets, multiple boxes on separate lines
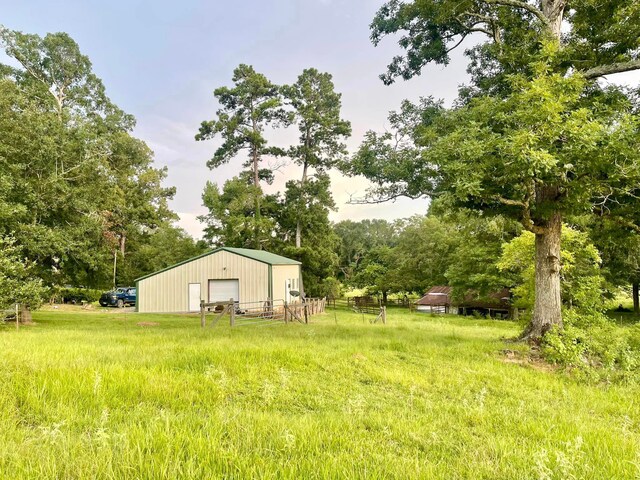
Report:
134,247,301,282
222,247,301,266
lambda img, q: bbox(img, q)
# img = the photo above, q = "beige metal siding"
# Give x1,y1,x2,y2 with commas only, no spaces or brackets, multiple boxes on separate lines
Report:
138,251,269,313
272,264,302,303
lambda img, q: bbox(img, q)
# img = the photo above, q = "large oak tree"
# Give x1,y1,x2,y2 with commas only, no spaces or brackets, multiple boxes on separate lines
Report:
348,0,640,339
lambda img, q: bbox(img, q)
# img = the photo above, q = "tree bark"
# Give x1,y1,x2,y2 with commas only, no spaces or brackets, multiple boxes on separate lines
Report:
541,0,565,39
295,162,309,249
633,282,639,315
251,141,262,250
525,212,562,340
113,249,118,289
20,305,33,324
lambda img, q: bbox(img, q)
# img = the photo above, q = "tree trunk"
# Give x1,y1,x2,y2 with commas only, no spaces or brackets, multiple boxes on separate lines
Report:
633,282,639,315
20,305,33,324
295,162,309,249
542,0,565,39
252,144,262,250
525,212,562,340
295,221,302,249
382,290,388,306
113,249,118,289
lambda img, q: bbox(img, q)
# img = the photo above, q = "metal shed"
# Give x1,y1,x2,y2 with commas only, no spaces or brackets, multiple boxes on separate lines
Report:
135,247,302,313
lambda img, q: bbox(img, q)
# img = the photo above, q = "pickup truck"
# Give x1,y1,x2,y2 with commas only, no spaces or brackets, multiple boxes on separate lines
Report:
99,287,136,308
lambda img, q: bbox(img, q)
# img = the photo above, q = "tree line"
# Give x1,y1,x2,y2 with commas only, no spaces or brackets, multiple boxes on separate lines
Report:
0,27,205,318
2,0,640,363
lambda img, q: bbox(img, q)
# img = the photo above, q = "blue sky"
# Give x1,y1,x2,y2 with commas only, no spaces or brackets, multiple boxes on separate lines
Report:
2,1,638,238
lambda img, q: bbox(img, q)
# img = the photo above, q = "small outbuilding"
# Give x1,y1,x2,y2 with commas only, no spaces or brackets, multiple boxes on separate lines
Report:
416,286,513,318
458,288,512,318
135,247,302,313
415,286,453,313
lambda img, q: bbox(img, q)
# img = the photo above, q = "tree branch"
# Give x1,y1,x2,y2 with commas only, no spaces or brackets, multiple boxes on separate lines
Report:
582,59,640,79
346,190,424,205
493,195,547,234
493,196,526,208
481,0,550,28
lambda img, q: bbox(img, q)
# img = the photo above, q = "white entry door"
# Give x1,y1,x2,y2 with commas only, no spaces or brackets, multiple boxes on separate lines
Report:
208,279,239,303
188,283,201,312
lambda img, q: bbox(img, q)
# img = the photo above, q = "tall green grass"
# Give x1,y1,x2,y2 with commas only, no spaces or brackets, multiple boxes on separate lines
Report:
1,308,639,479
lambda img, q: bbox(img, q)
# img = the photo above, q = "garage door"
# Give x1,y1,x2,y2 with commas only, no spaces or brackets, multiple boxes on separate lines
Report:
208,279,239,303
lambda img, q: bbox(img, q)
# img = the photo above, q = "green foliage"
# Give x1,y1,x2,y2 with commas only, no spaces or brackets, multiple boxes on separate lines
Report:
197,64,289,249
370,0,640,86
282,68,351,174
0,237,47,309
0,27,180,293
279,241,340,298
543,309,640,381
199,175,278,249
498,226,606,311
275,174,340,296
346,98,439,202
317,277,343,299
280,68,350,256
360,0,640,339
196,64,289,173
51,286,103,304
352,246,395,298
443,213,519,301
333,219,400,284
389,216,457,293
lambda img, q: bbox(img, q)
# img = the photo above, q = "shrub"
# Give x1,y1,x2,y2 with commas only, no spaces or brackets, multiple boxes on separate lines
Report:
543,309,640,381
0,237,47,310
51,286,103,304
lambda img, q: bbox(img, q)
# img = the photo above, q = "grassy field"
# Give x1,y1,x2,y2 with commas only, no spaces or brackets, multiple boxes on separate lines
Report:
1,307,639,479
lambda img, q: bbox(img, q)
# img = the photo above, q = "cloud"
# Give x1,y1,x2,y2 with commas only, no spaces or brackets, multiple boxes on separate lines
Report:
176,211,206,239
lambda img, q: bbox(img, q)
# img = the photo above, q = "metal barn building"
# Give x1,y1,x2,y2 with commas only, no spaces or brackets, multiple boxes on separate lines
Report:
135,247,302,313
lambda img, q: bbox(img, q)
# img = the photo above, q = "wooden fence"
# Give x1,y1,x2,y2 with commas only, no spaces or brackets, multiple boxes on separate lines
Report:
1,304,19,330
199,298,326,328
347,296,417,309
345,297,387,324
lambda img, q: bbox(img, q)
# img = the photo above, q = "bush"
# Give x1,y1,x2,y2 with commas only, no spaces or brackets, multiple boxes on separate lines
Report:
543,309,640,382
0,236,47,310
51,287,103,304
317,277,343,299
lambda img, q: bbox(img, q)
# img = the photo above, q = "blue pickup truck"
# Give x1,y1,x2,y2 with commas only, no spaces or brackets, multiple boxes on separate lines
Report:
99,287,136,308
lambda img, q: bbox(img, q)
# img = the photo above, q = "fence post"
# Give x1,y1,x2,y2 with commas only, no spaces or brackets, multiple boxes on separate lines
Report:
284,302,288,324
200,300,205,328
229,298,235,327
304,302,309,324
382,306,387,325
15,303,19,330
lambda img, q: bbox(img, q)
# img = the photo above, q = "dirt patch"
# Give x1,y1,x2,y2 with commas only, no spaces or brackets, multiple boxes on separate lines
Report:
501,348,557,373
41,304,136,314
136,322,159,327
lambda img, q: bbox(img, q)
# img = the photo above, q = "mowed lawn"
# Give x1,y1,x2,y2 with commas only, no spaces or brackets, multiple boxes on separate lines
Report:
1,308,639,479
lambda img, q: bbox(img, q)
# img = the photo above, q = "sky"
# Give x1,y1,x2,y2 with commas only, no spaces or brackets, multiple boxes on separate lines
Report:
2,1,638,238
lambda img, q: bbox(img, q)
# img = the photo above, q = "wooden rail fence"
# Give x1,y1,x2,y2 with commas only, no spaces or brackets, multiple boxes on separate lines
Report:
199,297,326,328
